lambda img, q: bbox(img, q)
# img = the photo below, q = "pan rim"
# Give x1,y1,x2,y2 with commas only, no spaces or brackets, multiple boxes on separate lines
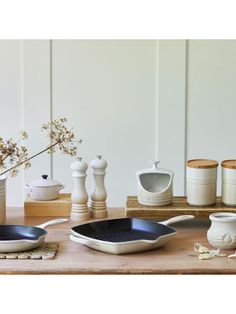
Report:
70,229,177,246
71,217,177,245
71,217,177,228
0,225,47,243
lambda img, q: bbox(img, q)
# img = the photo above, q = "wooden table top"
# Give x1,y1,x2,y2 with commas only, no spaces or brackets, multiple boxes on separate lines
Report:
1,207,236,274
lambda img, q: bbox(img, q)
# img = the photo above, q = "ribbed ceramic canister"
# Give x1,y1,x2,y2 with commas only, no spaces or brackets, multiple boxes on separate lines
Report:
0,176,7,224
221,160,236,206
186,159,218,206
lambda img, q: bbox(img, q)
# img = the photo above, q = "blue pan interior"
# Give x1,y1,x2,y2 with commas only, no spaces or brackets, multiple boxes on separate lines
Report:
0,225,46,241
71,218,175,243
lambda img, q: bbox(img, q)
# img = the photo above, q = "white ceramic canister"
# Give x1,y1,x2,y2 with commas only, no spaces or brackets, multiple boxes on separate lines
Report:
207,212,236,249
186,159,218,206
221,160,236,206
0,175,7,224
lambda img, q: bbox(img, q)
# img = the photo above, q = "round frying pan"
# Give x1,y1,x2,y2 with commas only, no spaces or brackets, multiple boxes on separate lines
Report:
70,215,194,254
0,218,68,253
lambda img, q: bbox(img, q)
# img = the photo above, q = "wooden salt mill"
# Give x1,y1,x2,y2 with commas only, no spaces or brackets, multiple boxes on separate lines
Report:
70,157,90,222
90,155,108,218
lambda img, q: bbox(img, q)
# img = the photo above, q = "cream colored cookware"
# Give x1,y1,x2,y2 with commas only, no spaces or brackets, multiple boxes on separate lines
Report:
70,215,194,255
25,175,65,201
0,218,68,253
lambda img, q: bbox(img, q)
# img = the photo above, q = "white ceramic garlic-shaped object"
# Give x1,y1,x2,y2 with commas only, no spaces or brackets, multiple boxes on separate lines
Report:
90,155,108,218
207,212,236,249
136,160,173,206
70,157,90,222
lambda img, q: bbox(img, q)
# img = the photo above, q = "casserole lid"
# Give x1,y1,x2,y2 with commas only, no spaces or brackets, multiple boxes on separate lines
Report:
29,175,61,187
221,160,236,169
187,159,218,169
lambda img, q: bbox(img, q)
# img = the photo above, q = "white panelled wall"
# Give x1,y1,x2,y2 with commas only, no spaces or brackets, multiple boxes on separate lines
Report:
1,40,236,207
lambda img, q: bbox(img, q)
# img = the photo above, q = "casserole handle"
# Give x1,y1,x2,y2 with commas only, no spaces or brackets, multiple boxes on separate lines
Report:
70,234,92,245
24,184,32,193
36,218,68,229
58,184,65,191
160,215,195,226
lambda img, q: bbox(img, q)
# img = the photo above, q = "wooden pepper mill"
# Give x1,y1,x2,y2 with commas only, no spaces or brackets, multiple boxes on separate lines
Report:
90,155,108,218
70,157,90,222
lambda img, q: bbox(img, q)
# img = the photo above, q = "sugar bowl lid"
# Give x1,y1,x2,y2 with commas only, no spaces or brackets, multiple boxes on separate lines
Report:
187,159,218,169
29,175,61,187
221,159,236,169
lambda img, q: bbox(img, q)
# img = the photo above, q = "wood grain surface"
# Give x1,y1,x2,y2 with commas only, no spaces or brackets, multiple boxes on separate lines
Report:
126,196,236,219
187,159,218,168
24,193,71,216
1,207,236,274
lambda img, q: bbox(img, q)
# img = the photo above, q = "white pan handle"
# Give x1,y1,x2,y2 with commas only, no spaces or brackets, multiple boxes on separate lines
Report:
70,234,92,246
160,215,195,226
36,218,68,229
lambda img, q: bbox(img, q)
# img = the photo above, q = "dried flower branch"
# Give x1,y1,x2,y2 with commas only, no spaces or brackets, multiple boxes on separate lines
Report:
0,117,79,177
41,117,77,156
0,132,30,177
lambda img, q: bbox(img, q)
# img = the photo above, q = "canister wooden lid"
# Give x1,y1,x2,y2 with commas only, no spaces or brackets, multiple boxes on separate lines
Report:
187,159,218,169
221,160,236,169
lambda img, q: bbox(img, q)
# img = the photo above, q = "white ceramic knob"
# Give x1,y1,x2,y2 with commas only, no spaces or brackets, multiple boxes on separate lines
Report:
70,157,90,222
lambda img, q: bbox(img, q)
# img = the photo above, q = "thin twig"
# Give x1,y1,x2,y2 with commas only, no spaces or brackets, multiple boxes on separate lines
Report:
0,140,60,176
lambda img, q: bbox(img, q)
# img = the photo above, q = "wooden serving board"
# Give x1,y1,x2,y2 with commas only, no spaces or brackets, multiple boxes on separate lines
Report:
24,193,71,217
125,196,236,219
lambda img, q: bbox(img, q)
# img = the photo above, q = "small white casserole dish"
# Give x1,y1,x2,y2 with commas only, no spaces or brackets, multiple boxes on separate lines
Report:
25,175,65,201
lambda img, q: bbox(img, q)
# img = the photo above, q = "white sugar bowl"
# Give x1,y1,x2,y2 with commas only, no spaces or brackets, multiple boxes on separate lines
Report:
25,175,65,201
207,212,236,249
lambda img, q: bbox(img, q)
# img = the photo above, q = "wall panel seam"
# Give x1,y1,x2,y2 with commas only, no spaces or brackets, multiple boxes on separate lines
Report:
20,40,25,201
50,40,53,178
184,39,189,195
155,40,159,160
